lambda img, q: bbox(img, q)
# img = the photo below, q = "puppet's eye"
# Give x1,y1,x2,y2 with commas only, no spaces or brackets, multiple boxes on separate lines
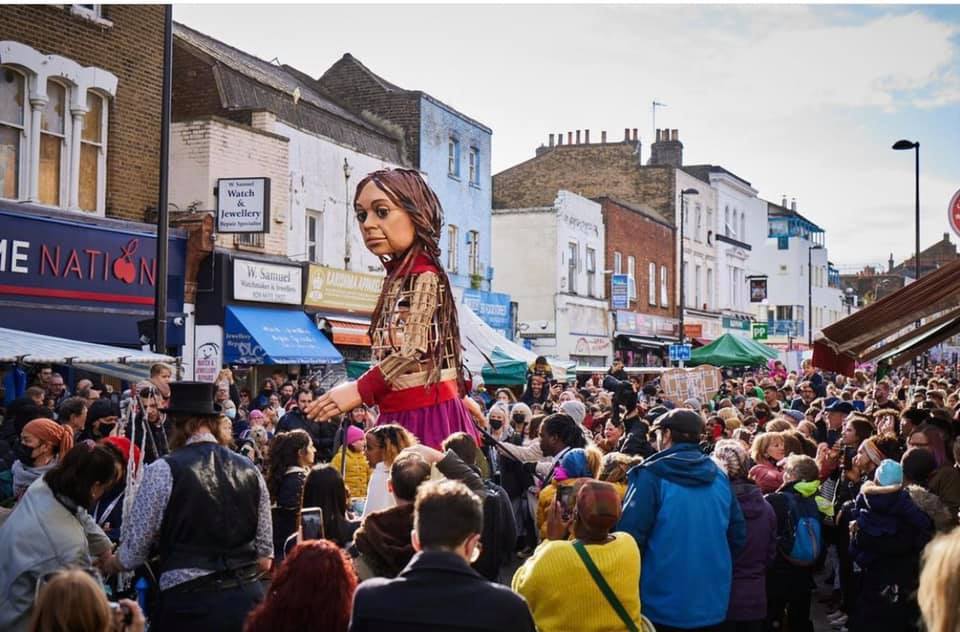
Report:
355,210,368,223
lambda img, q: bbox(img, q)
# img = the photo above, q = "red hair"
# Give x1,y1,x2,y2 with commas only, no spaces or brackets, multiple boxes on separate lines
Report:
244,540,357,632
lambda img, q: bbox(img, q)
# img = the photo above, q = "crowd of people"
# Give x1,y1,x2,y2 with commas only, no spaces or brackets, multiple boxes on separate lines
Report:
1,356,960,632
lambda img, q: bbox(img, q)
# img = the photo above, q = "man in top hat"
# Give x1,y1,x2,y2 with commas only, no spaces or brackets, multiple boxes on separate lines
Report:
103,381,272,632
817,400,854,447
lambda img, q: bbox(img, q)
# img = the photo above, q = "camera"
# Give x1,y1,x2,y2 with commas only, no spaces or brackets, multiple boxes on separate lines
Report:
109,602,133,626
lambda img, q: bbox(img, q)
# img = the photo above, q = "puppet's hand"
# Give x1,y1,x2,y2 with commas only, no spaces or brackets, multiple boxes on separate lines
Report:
306,382,362,421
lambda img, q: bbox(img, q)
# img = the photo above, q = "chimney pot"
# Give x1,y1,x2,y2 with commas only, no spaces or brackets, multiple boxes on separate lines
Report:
625,128,630,141
791,197,797,212
781,195,787,207
655,129,661,142
548,133,555,147
576,130,581,144
601,130,607,144
671,129,678,141
557,133,563,146
585,130,590,144
568,131,573,145
632,128,638,141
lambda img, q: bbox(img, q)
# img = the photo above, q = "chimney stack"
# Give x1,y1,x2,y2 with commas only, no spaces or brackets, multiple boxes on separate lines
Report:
567,131,573,145
584,130,590,144
548,133,555,147
888,253,894,273
601,130,607,144
647,128,683,167
791,197,797,212
576,130,581,144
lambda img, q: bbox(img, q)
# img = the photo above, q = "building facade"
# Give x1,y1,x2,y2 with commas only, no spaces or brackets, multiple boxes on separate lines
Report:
318,54,494,291
0,6,192,355
597,196,678,366
492,191,610,366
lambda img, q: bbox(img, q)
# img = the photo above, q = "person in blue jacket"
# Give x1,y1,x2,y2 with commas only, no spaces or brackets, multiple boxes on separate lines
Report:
617,408,747,632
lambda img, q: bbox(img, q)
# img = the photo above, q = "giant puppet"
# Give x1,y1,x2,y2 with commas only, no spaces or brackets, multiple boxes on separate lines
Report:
307,169,480,448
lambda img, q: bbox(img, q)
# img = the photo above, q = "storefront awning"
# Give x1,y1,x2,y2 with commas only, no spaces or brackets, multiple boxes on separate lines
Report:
224,306,343,365
616,334,672,348
0,327,173,364
314,314,373,346
814,258,960,374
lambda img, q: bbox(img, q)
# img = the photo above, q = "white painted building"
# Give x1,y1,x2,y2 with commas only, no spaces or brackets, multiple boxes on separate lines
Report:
684,165,768,336
753,200,845,348
676,168,723,340
491,190,610,366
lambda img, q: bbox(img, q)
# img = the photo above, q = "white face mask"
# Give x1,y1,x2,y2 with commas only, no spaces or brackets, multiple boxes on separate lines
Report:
225,408,236,420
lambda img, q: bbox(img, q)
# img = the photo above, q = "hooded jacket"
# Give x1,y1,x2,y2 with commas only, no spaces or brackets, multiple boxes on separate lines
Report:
617,442,747,628
353,503,416,579
850,481,933,568
727,479,777,622
906,484,956,533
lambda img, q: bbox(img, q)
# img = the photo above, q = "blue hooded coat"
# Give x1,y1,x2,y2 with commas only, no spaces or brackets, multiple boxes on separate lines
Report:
617,442,747,628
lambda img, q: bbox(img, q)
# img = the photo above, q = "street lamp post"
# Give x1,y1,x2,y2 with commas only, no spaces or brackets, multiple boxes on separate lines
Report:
808,243,823,346
343,158,353,270
892,139,920,282
679,188,699,349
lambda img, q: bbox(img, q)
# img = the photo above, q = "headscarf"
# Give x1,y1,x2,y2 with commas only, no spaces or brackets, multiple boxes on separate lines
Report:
23,418,74,455
555,448,591,481
860,436,886,467
711,438,750,479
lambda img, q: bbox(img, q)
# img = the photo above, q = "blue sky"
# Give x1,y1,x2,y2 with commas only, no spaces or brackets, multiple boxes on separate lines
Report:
174,4,960,270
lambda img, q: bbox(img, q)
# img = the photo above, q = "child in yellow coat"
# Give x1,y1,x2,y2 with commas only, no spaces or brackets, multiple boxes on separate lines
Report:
331,424,371,499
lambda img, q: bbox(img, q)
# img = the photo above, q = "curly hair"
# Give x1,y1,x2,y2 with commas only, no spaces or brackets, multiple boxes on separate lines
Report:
355,169,464,392
541,413,587,450
244,540,357,632
266,430,311,501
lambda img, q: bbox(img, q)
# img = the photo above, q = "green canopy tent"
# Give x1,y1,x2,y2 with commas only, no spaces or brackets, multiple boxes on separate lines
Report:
689,333,778,367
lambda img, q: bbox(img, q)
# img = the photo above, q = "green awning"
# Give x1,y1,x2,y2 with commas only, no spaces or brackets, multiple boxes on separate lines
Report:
689,333,778,367
346,360,371,380
480,347,529,386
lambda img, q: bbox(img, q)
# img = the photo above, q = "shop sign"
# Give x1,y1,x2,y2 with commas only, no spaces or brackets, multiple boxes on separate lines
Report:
749,278,767,303
611,274,629,309
616,310,678,337
722,317,751,331
683,323,703,338
0,207,186,308
568,303,609,337
752,323,769,340
574,335,611,357
216,178,270,233
194,325,223,382
950,188,960,238
305,265,382,314
462,289,513,339
233,259,302,305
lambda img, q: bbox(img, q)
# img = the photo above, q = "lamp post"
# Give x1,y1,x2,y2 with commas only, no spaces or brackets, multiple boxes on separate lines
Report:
343,158,353,270
679,188,699,349
808,243,823,346
892,139,920,282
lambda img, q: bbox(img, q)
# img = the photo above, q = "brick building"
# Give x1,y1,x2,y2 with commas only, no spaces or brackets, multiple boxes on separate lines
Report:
1,5,165,220
0,6,195,354
596,196,678,366
892,232,959,279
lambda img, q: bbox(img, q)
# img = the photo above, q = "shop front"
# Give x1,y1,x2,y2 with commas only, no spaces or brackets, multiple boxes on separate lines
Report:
613,310,679,367
193,252,342,390
0,202,187,350
303,265,383,363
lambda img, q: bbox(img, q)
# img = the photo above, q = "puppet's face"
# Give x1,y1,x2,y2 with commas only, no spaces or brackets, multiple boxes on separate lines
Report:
355,181,416,257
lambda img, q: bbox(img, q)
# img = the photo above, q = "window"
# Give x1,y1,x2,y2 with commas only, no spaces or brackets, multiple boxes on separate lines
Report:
234,232,264,249
467,230,480,276
448,137,460,177
706,208,714,243
567,242,578,294
706,268,713,310
627,255,636,301
468,147,479,185
648,262,656,305
682,261,688,307
695,205,702,242
586,247,596,297
613,251,622,275
39,80,66,206
306,209,323,263
79,92,105,212
0,68,25,200
660,265,669,307
447,225,459,273
724,206,730,236
694,265,702,308
740,214,746,242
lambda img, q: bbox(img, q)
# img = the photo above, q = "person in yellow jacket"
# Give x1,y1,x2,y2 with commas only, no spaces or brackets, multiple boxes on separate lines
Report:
330,424,371,499
536,446,602,541
514,480,648,632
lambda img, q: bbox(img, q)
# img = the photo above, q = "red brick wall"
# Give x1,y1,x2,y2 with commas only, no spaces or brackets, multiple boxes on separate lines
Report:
0,5,166,222
600,198,677,319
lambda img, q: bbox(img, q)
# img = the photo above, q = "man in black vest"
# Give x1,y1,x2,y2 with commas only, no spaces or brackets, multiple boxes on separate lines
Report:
104,381,273,631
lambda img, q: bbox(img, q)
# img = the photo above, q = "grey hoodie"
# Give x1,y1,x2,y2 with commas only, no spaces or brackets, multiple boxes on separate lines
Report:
11,459,56,499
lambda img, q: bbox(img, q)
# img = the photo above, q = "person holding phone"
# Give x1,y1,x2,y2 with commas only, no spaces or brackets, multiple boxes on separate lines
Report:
536,447,602,541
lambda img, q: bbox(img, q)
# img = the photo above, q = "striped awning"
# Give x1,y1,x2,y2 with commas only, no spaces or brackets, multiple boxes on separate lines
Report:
0,327,173,364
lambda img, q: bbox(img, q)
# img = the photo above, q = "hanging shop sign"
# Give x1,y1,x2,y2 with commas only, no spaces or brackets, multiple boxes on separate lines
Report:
611,274,629,310
749,278,767,303
216,177,271,233
232,258,302,305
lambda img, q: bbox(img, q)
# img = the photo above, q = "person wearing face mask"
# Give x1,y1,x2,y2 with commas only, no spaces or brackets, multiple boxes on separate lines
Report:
11,418,74,500
78,399,119,443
